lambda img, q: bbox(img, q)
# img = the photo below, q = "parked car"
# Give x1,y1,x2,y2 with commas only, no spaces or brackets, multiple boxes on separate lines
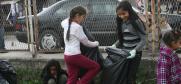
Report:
16,0,181,50
16,0,120,50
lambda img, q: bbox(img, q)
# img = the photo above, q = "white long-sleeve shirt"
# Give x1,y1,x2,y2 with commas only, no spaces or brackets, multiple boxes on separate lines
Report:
61,18,99,56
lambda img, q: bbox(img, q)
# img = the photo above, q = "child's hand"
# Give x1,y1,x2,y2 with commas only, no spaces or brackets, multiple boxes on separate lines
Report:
94,41,99,46
111,44,116,48
127,50,136,59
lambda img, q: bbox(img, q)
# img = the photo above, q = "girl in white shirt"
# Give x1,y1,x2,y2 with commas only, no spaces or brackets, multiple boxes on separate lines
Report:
61,6,100,84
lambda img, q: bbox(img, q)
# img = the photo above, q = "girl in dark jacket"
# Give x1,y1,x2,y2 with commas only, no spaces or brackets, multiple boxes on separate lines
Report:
113,1,146,84
41,59,67,84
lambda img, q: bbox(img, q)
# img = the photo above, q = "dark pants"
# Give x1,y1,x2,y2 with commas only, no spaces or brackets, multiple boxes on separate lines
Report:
64,55,100,84
0,27,5,49
127,51,142,84
0,74,9,84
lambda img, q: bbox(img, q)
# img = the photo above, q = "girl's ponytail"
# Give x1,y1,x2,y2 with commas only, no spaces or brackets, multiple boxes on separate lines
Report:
66,18,72,41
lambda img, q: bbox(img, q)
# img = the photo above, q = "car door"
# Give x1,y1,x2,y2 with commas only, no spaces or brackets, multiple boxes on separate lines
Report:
89,0,118,46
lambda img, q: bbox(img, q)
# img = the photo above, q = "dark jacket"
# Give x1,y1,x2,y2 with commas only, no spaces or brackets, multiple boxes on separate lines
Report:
115,17,146,51
41,60,67,84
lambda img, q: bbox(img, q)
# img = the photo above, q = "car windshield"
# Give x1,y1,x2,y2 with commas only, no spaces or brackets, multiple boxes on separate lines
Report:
37,0,66,16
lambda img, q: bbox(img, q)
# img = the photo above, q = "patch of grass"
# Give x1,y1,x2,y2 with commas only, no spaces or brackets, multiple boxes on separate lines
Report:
136,60,156,84
16,68,42,84
15,60,156,84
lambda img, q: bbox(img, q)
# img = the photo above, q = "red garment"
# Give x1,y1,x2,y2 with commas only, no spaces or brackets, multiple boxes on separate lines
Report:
157,44,181,84
64,55,100,84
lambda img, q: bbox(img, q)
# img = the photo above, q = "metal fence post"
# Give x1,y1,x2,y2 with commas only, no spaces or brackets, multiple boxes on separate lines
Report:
24,0,30,51
157,0,161,48
32,0,39,58
145,0,149,50
27,0,36,58
151,0,156,57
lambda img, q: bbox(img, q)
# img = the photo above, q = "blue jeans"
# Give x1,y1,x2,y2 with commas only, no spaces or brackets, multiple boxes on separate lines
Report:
0,26,5,49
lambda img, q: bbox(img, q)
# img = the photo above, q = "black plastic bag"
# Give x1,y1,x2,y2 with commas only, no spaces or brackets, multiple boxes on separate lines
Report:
79,27,104,84
80,27,104,68
102,47,130,84
0,60,17,84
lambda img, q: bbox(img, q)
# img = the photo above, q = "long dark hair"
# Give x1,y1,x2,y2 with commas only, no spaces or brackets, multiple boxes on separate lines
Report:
163,30,181,47
41,59,67,84
116,1,140,22
116,1,144,46
66,6,87,41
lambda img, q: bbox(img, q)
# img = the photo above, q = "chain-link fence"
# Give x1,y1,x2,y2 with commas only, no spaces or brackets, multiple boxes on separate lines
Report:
1,0,180,52
0,0,181,83
0,0,29,51
15,0,119,53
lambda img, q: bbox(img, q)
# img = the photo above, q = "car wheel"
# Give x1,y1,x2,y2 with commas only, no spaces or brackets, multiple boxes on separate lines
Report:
39,30,62,50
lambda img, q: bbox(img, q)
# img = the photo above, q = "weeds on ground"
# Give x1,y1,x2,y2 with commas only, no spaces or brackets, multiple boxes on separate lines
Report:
16,60,156,84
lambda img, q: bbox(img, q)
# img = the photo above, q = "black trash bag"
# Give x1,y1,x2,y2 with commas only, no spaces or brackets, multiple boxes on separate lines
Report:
80,27,104,68
102,47,130,84
79,27,104,84
0,60,17,84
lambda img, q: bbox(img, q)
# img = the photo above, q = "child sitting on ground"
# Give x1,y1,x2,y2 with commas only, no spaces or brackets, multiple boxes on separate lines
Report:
157,30,181,84
41,59,67,84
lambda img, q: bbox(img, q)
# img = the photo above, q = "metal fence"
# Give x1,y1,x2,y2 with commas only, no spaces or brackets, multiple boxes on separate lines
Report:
0,0,181,83
0,0,28,51
0,0,180,53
